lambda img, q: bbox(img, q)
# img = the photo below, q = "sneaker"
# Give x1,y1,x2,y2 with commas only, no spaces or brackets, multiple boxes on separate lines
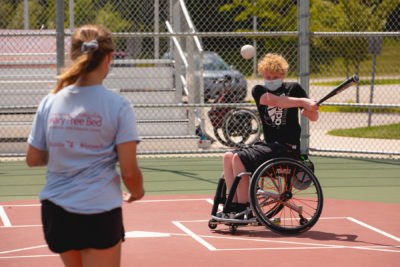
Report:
230,203,253,219
216,211,224,218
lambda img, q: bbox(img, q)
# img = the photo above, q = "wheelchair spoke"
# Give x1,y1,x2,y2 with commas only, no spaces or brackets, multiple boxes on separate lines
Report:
256,189,280,198
249,158,323,235
266,169,282,192
284,200,303,215
258,196,280,207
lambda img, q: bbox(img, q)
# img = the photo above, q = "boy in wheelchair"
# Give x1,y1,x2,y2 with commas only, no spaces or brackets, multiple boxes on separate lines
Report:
219,53,319,220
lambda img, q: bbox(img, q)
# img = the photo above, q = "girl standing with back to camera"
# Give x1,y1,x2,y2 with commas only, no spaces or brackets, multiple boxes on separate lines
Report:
26,24,144,266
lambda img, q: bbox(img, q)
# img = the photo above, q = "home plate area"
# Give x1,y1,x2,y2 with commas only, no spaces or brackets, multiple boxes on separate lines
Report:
0,196,399,266
124,196,400,252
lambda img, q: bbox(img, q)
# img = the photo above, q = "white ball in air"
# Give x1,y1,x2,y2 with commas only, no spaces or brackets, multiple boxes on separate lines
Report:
240,45,255,59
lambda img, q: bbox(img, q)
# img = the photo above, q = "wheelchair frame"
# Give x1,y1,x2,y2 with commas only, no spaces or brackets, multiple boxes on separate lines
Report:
208,156,323,235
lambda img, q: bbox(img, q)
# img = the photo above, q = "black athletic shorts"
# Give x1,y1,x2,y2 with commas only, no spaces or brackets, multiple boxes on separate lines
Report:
234,141,299,173
41,199,125,253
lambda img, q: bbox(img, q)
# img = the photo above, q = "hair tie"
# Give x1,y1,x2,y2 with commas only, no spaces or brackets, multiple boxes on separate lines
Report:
81,40,99,52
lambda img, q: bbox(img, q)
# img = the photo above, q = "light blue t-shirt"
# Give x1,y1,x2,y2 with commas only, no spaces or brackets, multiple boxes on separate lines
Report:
28,84,141,214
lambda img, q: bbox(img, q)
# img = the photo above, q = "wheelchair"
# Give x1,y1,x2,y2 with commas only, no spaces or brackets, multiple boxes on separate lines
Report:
208,155,323,235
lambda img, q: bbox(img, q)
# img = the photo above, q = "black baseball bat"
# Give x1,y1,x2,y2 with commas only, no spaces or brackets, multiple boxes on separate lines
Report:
317,75,359,105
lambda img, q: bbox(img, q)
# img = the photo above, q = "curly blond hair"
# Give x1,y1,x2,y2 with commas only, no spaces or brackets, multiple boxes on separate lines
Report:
258,53,289,76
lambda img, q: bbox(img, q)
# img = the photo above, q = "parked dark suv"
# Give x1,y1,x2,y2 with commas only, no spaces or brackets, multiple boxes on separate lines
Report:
162,51,247,102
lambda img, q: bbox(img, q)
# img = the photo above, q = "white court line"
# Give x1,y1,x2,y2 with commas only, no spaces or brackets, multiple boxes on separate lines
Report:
0,255,58,259
172,222,346,249
1,198,400,255
174,221,400,253
347,217,400,243
0,245,48,255
0,206,11,227
0,224,42,228
217,246,400,252
172,221,216,251
205,198,213,205
0,198,212,207
177,217,349,223
136,198,211,203
0,204,40,207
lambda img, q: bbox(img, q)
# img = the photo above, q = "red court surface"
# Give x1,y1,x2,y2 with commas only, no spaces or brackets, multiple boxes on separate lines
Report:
1,195,399,267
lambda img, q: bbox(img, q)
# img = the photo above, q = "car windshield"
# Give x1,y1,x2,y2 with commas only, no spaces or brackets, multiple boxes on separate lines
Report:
163,52,231,71
202,54,230,71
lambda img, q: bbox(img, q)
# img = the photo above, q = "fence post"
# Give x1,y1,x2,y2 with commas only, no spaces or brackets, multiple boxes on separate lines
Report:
56,0,65,75
24,0,29,29
154,0,160,59
252,15,257,77
298,0,310,155
69,0,74,31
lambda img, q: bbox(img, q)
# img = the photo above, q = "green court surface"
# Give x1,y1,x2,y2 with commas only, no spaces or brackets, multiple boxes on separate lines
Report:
0,156,399,204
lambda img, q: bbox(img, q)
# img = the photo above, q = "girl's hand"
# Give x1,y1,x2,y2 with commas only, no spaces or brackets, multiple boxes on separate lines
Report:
123,192,136,203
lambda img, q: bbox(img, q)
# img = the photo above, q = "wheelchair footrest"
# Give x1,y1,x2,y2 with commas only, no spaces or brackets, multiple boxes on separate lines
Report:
211,215,259,225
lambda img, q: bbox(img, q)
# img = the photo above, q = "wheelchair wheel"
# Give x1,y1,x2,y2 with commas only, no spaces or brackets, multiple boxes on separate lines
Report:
249,158,323,235
213,126,234,147
222,108,262,147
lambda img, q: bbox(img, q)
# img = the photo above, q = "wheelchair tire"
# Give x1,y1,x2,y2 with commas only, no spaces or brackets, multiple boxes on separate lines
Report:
249,158,323,235
223,108,262,147
213,126,235,147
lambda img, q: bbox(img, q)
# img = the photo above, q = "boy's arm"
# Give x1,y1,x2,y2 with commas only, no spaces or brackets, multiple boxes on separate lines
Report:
259,92,319,111
301,109,319,121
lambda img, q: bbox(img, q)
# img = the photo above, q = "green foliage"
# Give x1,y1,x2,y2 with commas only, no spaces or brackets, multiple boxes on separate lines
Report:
219,0,398,76
2,0,131,31
310,0,398,71
221,0,297,31
327,123,400,139
309,38,400,78
7,0,47,29
0,1,14,28
94,3,131,32
219,1,301,74
73,0,96,28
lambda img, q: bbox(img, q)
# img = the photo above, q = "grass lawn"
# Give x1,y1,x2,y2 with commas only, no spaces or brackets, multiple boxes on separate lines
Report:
327,123,400,139
312,78,400,87
310,38,400,79
319,104,400,113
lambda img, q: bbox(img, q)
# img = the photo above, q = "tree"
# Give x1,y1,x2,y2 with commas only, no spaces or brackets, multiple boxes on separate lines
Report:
7,0,47,29
310,0,398,78
44,0,96,29
71,0,97,28
94,2,132,51
0,1,15,29
219,0,315,74
94,2,131,32
219,0,398,76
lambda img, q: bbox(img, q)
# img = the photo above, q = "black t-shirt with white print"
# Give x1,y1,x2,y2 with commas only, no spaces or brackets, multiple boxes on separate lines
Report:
252,82,307,146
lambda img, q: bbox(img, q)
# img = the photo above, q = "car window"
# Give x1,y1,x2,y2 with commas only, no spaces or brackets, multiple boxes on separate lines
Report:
164,52,231,71
203,55,230,71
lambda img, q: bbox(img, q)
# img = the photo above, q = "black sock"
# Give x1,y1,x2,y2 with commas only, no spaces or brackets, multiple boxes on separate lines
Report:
231,202,249,213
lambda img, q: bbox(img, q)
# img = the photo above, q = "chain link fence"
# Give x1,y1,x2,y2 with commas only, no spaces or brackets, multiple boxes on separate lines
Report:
0,0,399,159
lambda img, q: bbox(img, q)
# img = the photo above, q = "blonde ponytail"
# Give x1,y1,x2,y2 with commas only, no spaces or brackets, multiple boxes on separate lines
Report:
52,25,115,93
